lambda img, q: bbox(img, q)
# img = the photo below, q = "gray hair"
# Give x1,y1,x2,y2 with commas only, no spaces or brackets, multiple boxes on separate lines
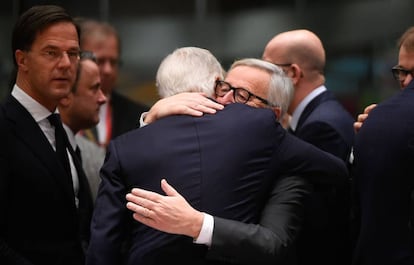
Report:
229,58,293,116
156,47,225,98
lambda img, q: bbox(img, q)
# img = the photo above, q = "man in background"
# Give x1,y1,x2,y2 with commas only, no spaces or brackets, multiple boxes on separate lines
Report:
76,18,148,147
58,51,107,201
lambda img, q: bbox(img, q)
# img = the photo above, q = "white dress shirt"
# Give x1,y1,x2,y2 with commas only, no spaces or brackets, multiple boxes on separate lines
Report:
289,85,327,131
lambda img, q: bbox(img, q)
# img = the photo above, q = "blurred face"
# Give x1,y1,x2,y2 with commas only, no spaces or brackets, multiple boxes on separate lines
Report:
216,65,270,109
396,46,414,89
16,22,80,111
82,34,119,96
62,60,106,133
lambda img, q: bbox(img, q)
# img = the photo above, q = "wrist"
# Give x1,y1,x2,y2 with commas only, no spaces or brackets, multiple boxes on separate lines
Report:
190,211,204,239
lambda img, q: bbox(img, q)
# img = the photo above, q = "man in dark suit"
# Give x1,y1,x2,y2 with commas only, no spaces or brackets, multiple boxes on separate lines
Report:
87,48,348,265
75,18,148,148
352,78,414,265
58,51,107,202
262,29,355,265
352,26,414,265
0,5,93,265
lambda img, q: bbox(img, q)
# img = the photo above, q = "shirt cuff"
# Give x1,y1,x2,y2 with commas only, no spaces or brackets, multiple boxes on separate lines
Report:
139,112,148,128
193,213,214,247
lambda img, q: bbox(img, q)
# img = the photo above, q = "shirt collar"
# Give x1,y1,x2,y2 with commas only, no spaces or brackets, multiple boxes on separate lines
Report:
290,85,326,131
11,84,54,122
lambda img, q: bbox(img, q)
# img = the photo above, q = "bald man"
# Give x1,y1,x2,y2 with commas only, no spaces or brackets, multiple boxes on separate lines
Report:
262,29,354,265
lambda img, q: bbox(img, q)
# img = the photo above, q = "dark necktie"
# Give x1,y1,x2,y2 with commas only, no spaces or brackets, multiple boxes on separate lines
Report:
48,113,71,177
75,146,82,164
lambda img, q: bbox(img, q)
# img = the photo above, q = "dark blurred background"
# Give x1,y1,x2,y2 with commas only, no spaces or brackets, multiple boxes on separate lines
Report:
1,0,414,117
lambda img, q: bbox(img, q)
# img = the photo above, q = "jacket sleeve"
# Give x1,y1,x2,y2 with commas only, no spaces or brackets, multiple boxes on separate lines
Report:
206,175,312,264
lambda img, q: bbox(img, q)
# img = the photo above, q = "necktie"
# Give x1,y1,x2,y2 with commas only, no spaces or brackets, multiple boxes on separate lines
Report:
48,113,71,177
75,146,82,164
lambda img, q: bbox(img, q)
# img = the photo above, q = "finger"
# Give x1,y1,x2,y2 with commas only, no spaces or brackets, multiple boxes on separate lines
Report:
130,187,162,202
126,193,157,209
126,202,153,218
161,179,179,197
193,105,218,114
200,99,224,110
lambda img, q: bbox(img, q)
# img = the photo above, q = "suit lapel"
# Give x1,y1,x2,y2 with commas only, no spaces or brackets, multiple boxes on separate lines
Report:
4,96,76,206
296,91,334,132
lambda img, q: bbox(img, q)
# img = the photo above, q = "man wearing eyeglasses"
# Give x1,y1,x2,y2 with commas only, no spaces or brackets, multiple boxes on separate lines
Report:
354,26,414,132
87,47,349,265
351,26,414,265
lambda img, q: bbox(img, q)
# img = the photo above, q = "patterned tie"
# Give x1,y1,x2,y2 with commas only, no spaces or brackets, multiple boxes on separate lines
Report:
47,113,71,177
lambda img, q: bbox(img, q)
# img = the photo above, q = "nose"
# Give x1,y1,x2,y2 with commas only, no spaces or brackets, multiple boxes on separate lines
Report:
56,52,72,67
402,73,413,89
98,89,107,105
216,90,235,105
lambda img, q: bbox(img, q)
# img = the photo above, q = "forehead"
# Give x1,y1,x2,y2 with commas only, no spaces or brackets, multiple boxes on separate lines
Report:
225,65,270,93
79,60,100,80
82,34,118,57
33,22,79,50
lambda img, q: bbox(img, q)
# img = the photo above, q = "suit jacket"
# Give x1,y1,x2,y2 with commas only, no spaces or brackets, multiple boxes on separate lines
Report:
0,95,93,265
293,90,355,265
76,135,106,202
207,90,355,265
207,175,313,265
86,103,348,265
352,80,414,265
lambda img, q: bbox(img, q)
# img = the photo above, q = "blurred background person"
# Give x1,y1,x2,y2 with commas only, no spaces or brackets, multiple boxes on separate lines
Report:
75,18,149,147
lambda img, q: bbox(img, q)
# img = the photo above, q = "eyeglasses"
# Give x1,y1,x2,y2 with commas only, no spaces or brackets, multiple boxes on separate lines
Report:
391,65,414,81
273,63,292,67
215,80,270,106
96,57,121,68
80,50,97,63
38,48,80,64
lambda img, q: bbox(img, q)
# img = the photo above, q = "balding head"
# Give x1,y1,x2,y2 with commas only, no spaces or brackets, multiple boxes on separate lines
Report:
263,29,325,78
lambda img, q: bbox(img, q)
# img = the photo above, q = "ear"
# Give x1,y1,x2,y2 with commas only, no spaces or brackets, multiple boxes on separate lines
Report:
15,50,28,71
288,64,303,85
271,106,282,120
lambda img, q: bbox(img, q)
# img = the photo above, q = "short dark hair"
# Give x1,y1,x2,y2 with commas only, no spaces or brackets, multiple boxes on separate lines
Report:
71,51,98,93
11,5,79,67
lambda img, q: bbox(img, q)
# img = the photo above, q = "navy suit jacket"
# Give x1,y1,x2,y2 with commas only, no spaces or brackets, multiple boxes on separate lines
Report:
352,80,414,265
293,90,355,265
87,103,348,265
294,90,354,162
205,90,355,265
0,95,93,265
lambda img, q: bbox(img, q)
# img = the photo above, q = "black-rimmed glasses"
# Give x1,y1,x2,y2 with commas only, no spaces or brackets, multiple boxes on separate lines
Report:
391,65,414,81
215,80,270,106
273,63,292,67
